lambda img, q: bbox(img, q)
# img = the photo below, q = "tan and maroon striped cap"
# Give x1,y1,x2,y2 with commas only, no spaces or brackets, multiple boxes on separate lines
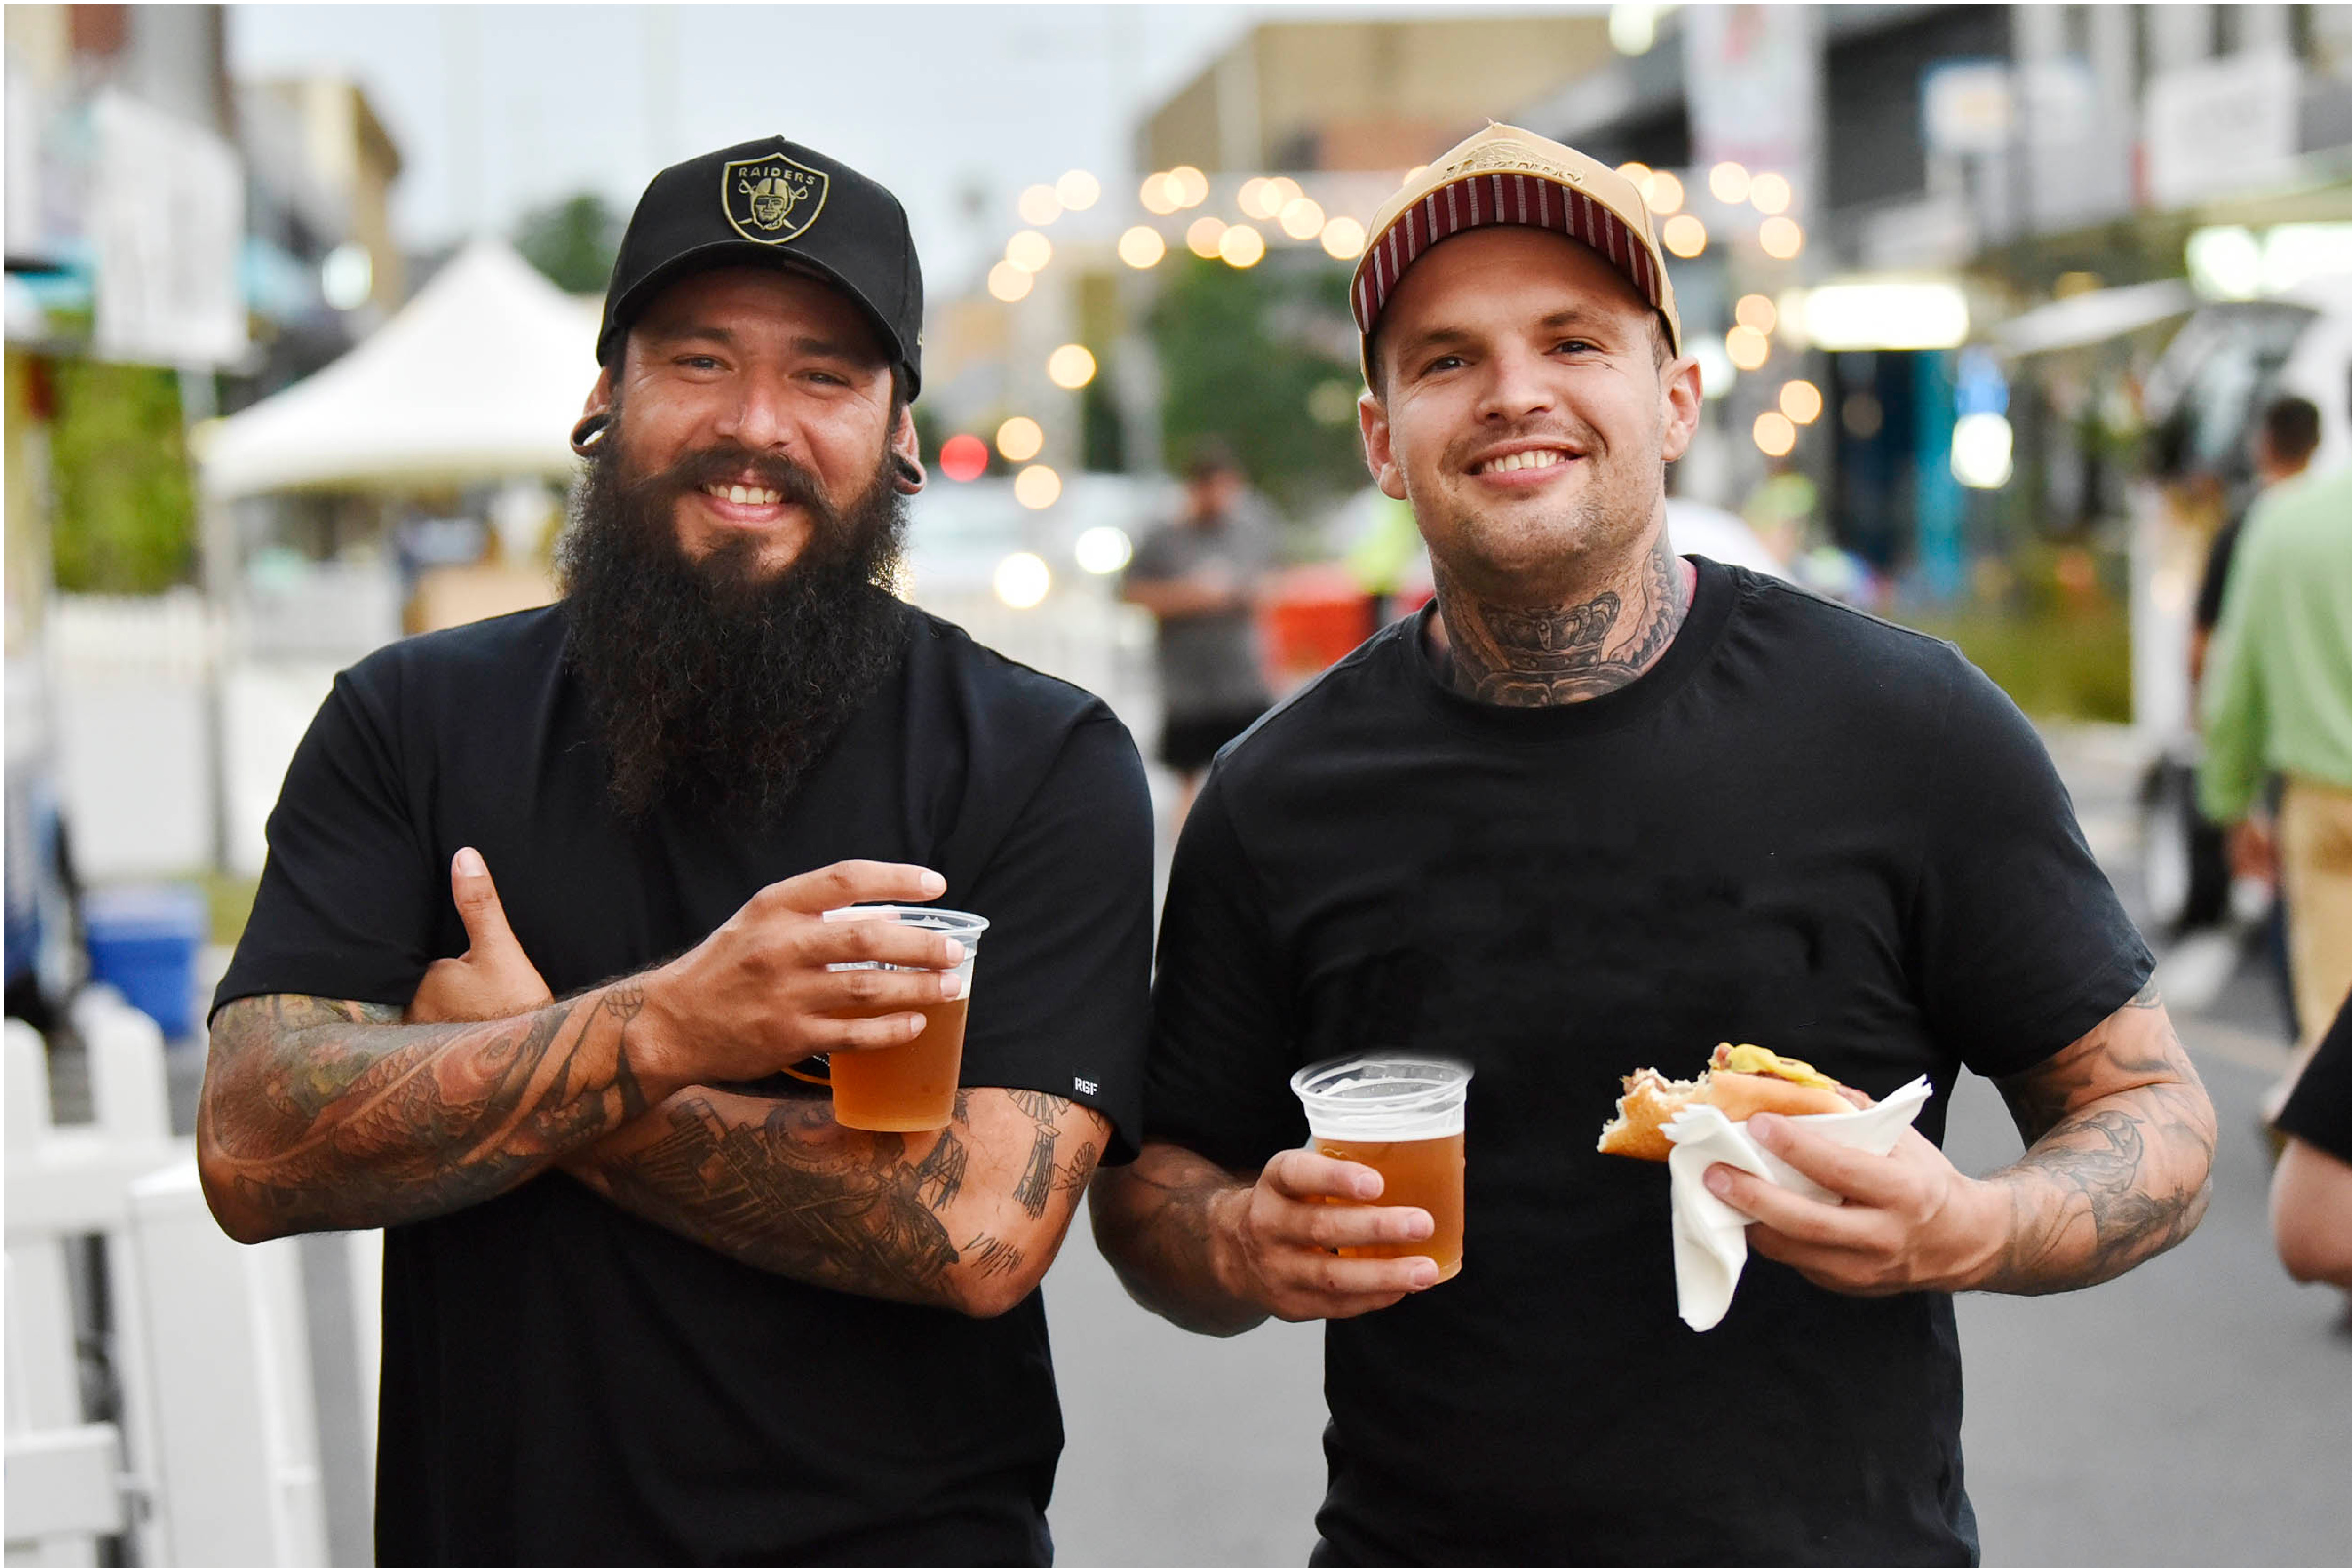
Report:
1351,123,1681,385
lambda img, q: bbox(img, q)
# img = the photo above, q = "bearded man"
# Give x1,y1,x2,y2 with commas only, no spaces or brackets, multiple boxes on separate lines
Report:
199,137,1152,1567
1091,126,2214,1566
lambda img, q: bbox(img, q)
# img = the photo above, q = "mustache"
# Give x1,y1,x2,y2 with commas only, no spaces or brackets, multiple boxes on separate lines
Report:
620,439,842,529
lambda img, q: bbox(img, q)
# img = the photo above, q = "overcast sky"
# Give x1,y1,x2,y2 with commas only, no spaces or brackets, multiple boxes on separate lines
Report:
228,3,1271,294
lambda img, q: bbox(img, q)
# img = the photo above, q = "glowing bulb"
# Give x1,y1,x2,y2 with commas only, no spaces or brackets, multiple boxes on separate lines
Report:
1780,380,1824,425
1140,174,1181,215
1759,216,1804,260
1709,162,1751,205
1075,525,1133,575
1279,197,1325,240
1734,294,1778,334
1169,165,1209,207
1320,216,1367,259
1647,170,1685,215
1749,172,1792,215
1005,230,1053,272
1725,325,1771,371
993,549,1052,607
1017,184,1062,226
1054,169,1100,211
1047,343,1097,390
1218,223,1265,268
995,416,1043,463
1186,216,1227,258
1013,465,1063,510
1662,214,1708,258
1117,225,1167,269
938,433,989,482
1752,411,1797,458
986,261,1033,302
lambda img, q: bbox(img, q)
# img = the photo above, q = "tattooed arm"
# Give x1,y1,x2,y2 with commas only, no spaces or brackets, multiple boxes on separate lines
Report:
564,1086,1108,1317
1708,981,2216,1296
197,986,658,1243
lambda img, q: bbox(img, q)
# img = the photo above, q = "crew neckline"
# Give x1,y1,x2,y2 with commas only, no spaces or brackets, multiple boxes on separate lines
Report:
1404,554,1739,741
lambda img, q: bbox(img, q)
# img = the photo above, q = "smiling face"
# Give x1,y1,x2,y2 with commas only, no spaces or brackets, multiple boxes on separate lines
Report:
578,264,918,580
1359,226,1701,607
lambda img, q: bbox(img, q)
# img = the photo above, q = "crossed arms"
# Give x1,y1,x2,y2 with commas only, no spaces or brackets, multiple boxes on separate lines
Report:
1091,979,2215,1335
198,859,1105,1318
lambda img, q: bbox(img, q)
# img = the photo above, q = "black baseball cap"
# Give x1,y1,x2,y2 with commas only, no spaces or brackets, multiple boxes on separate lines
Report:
596,135,924,396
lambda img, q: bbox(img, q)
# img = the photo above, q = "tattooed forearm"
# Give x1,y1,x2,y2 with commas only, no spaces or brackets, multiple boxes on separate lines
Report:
1435,532,1688,707
198,987,657,1242
574,1085,1107,1316
1976,986,2215,1294
1091,1143,1266,1337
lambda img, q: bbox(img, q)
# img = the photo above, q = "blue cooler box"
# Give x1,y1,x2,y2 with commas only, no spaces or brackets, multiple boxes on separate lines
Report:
84,884,208,1040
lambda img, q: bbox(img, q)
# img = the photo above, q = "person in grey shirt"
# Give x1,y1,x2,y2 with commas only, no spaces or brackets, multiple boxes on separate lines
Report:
1122,441,1278,826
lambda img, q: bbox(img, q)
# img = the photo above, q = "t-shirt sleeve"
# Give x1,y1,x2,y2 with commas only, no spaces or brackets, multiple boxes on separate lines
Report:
953,710,1156,1162
213,662,440,1018
2277,995,2352,1165
1138,772,1307,1172
1911,656,2155,1079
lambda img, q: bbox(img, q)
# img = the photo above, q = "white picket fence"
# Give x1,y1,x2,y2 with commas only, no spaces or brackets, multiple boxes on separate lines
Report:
5,989,379,1568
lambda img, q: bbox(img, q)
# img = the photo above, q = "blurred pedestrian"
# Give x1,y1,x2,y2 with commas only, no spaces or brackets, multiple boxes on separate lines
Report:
1092,123,2212,1568
197,136,1152,1568
2190,395,2320,689
2272,991,2352,1297
1120,439,1278,828
2200,377,2352,1122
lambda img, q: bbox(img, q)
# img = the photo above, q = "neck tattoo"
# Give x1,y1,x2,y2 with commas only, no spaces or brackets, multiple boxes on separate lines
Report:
1435,535,1690,708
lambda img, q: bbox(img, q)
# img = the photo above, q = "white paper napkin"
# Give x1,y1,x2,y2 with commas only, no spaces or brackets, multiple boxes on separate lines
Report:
1660,1076,1934,1332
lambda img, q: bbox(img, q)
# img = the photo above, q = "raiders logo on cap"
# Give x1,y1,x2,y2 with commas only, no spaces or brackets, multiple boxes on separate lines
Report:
722,152,829,245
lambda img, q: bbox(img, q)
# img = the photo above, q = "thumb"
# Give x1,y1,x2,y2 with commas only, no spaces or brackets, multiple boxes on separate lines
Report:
449,847,523,958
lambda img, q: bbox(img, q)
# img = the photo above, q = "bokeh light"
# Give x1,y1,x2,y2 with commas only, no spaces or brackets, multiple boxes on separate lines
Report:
1047,343,1097,390
1055,170,1100,211
1117,226,1167,269
1709,162,1751,204
986,262,1033,302
1168,165,1209,207
1186,216,1227,258
1013,465,1063,510
1749,172,1793,215
1734,294,1778,333
1780,379,1824,425
1266,176,1302,209
1646,170,1685,215
1610,4,1662,55
994,416,1044,463
1662,214,1708,257
1005,230,1052,272
1759,216,1805,259
1951,413,2015,488
1218,223,1266,268
1279,197,1325,240
1239,177,1280,220
1017,184,1062,226
1320,216,1367,259
1075,525,1133,575
1752,410,1797,458
1140,174,1181,216
993,549,1052,607
1725,325,1771,371
938,433,989,482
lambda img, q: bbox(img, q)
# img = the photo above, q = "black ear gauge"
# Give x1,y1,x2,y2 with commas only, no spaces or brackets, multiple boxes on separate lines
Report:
569,413,611,457
892,454,925,494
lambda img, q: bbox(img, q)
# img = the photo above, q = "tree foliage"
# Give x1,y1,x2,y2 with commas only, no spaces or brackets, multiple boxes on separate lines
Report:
517,192,624,295
1149,254,1367,514
49,359,195,593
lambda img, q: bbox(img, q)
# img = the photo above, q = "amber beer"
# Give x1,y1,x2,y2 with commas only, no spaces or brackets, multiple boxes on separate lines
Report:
821,907,988,1133
1291,1055,1474,1282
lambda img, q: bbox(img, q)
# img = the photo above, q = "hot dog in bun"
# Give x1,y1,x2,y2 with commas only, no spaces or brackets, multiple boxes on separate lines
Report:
1597,1043,1856,1162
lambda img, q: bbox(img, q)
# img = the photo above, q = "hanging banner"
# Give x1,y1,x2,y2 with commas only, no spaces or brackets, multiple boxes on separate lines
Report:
1680,5,1820,210
91,90,247,369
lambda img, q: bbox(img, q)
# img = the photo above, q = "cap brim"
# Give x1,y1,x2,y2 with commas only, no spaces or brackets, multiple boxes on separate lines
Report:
597,239,916,394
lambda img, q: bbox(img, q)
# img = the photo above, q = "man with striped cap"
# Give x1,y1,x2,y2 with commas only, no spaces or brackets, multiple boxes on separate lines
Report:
1094,124,2210,1564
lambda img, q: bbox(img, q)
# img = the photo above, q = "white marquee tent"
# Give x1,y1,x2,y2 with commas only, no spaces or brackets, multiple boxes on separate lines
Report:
199,238,601,499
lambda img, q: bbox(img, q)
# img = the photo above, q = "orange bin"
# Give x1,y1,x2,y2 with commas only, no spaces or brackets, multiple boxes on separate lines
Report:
1258,564,1377,684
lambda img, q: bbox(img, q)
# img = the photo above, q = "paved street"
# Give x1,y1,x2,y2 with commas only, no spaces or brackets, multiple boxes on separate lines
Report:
1041,722,2352,1567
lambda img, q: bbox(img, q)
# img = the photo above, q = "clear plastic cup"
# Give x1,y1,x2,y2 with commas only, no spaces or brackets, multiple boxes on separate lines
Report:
1290,1055,1474,1281
814,907,988,1132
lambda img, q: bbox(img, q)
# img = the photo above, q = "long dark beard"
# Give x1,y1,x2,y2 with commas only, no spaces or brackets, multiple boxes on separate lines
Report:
557,424,910,822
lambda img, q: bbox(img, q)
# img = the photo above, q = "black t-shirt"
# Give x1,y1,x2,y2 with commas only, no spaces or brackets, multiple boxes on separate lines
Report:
1144,558,2153,1568
2278,994,2352,1164
215,601,1154,1568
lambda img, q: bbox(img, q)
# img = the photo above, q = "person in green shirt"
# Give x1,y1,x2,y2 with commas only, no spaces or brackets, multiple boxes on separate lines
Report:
2200,379,2352,1119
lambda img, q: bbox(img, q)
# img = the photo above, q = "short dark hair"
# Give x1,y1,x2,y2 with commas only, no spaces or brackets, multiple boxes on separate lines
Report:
2260,395,2320,467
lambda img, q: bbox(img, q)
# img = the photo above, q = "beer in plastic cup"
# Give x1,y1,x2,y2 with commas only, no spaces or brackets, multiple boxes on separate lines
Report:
1289,1055,1473,1281
820,907,988,1133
